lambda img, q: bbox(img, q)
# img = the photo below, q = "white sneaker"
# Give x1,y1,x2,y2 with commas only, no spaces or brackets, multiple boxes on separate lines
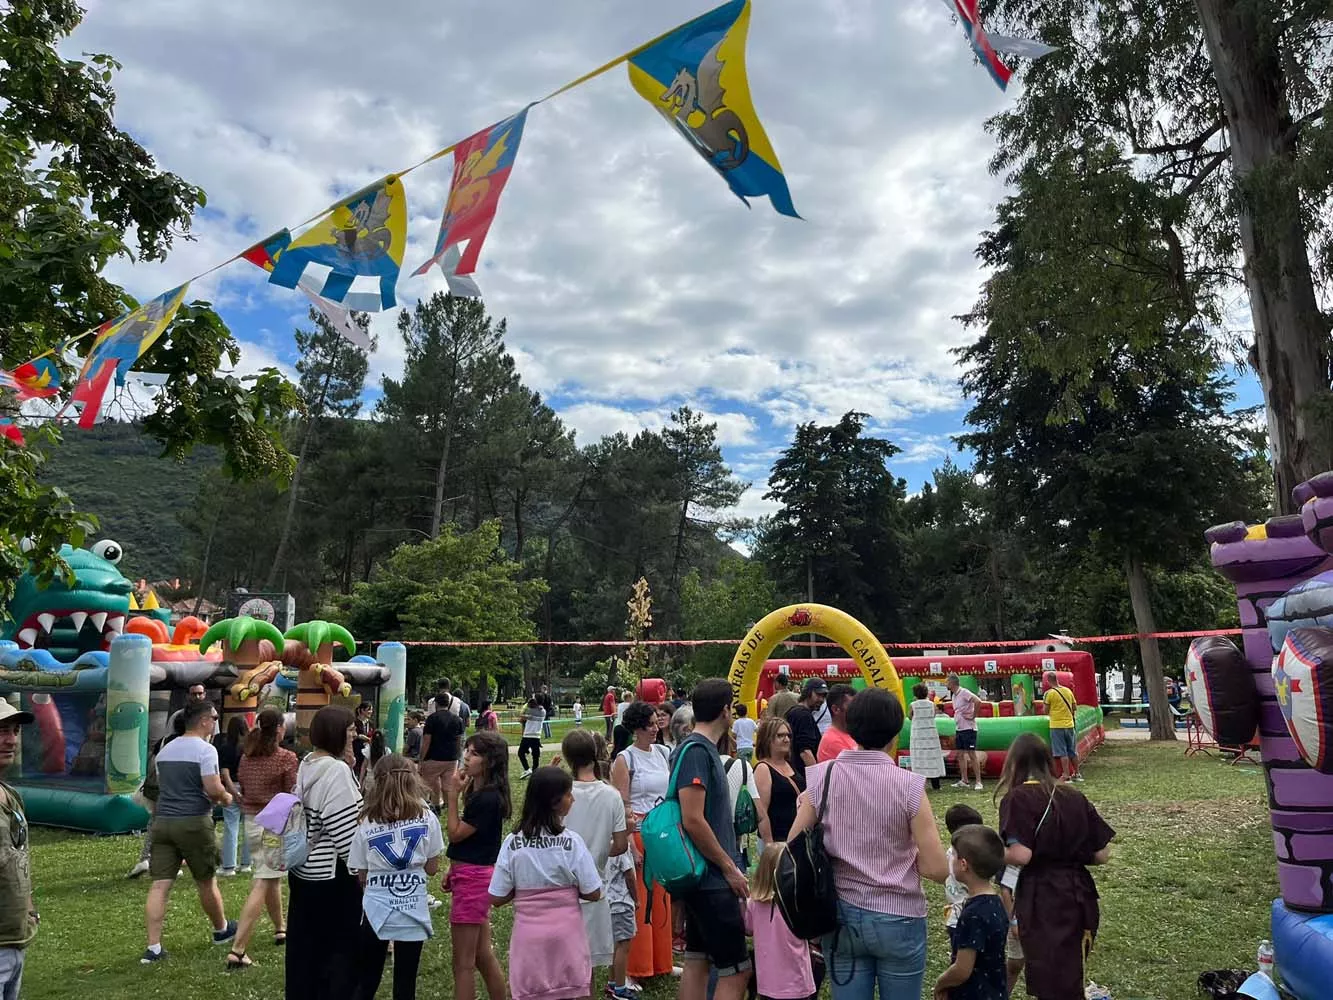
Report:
1072,774,1085,783
427,896,443,910
220,868,238,877
127,860,150,879
520,769,533,779
974,782,983,791
239,865,253,874
951,780,968,788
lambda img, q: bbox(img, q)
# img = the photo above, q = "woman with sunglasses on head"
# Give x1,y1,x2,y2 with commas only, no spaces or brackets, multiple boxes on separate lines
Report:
611,701,675,984
753,715,803,844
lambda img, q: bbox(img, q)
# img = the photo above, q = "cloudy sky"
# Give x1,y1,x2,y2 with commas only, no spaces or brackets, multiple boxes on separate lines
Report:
70,0,1259,525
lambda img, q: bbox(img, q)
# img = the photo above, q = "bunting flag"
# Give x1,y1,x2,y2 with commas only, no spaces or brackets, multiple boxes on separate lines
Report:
300,289,371,351
70,284,190,430
414,109,529,295
0,420,24,448
265,175,408,312
244,231,372,351
0,357,61,400
628,0,798,218
949,0,1013,90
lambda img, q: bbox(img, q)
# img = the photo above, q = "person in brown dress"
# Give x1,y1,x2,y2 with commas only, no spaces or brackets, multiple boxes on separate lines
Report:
996,733,1114,999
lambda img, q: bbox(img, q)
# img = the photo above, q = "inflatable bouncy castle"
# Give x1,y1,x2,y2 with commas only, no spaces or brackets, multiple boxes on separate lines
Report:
756,651,1103,776
0,541,408,833
1196,473,1333,1000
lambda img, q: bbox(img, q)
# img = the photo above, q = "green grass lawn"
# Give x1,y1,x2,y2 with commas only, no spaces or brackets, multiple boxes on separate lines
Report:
19,741,1273,1000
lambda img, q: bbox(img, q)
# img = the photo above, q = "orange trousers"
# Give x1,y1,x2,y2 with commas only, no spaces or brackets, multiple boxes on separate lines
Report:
627,832,673,978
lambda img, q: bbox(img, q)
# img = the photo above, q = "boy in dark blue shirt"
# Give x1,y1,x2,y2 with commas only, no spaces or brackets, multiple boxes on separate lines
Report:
934,823,1010,1000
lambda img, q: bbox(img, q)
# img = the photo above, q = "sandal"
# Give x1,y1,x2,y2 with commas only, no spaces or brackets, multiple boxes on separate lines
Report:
273,930,286,947
225,950,253,970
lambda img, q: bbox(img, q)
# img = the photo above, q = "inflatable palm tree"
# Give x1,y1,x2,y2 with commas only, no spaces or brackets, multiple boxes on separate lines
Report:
284,620,355,744
199,615,286,732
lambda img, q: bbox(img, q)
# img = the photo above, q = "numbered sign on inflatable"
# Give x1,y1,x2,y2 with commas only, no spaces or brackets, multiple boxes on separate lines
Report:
1185,635,1257,746
1274,628,1333,773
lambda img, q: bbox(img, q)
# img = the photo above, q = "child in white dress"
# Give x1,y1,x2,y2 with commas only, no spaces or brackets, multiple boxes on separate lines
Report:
908,684,947,789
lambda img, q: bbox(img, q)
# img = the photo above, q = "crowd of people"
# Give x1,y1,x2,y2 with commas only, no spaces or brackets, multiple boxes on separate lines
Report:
0,665,1112,1000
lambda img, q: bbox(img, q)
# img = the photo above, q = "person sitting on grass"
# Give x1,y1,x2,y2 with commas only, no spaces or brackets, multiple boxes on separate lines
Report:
933,824,1010,1000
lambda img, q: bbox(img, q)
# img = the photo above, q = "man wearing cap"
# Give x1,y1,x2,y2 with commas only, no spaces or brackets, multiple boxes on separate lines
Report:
785,678,827,782
0,696,38,1000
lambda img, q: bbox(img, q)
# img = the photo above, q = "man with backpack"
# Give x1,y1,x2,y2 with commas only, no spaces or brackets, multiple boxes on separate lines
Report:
670,679,751,1000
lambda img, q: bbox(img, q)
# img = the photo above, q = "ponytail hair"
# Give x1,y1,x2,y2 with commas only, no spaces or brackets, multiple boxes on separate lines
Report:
243,707,284,758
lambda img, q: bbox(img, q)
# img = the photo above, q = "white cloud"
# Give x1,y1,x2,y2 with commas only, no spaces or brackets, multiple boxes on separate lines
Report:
67,0,1016,504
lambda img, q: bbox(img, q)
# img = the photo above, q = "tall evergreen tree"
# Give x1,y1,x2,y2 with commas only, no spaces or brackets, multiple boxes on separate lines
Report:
267,310,371,588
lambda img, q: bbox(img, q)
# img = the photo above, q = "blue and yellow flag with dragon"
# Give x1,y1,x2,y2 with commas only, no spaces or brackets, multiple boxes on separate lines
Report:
629,0,797,218
264,175,408,312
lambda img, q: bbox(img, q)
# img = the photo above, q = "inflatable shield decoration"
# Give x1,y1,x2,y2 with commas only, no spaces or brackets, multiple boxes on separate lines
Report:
1186,635,1257,745
1274,628,1333,773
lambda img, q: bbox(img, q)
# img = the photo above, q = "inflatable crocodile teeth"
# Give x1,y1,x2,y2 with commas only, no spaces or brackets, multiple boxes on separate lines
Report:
2,543,134,663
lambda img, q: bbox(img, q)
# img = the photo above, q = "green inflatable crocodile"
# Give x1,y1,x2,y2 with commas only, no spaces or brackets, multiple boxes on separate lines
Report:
2,542,135,659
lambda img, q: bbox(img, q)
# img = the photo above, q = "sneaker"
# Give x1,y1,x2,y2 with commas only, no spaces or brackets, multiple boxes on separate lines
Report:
140,946,167,964
213,920,238,945
127,860,150,880
624,978,643,993
608,987,638,1000
238,865,253,874
951,780,968,788
220,868,238,877
974,782,983,791
671,966,683,977
1071,774,1085,783
520,769,533,779
427,896,444,910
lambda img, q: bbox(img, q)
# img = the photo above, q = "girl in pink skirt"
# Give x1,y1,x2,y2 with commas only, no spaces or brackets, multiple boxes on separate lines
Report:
444,731,511,1000
489,766,604,1000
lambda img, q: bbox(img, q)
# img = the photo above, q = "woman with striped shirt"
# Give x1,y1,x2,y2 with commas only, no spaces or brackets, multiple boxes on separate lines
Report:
286,706,363,1000
788,688,948,1000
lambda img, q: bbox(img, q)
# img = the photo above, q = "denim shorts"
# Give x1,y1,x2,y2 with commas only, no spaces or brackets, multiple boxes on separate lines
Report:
1050,727,1077,759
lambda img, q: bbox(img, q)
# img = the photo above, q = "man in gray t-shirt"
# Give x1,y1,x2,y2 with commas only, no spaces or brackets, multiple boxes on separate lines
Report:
671,679,752,1000
141,700,236,964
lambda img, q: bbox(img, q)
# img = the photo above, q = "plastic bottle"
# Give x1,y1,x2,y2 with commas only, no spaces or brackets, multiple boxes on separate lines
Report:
1257,939,1275,980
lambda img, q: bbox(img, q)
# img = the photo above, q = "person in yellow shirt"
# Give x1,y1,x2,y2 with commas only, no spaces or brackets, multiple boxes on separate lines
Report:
1042,671,1082,782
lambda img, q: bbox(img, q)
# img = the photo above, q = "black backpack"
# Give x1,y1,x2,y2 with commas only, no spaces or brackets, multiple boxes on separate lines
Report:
774,761,839,941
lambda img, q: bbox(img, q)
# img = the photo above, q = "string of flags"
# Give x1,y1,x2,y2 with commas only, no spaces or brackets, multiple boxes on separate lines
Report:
0,0,1053,443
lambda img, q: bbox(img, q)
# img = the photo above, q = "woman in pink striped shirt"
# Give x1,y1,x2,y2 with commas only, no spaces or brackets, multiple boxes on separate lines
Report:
788,688,948,1000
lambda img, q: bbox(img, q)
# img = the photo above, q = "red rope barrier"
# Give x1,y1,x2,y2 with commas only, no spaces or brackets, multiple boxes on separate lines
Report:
372,627,1242,649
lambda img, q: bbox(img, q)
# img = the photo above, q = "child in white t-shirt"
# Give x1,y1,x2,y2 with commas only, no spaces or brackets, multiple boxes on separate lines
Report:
348,753,444,1000
489,766,603,1000
943,803,983,946
574,701,584,725
603,850,638,999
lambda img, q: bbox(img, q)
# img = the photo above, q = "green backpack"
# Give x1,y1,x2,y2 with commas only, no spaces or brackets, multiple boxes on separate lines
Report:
640,742,709,895
725,757,759,837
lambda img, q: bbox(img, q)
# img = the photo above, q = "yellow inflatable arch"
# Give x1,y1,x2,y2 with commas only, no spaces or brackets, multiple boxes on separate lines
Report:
726,604,903,710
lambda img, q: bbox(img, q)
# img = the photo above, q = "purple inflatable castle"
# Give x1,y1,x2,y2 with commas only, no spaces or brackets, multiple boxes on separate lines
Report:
1204,472,1333,999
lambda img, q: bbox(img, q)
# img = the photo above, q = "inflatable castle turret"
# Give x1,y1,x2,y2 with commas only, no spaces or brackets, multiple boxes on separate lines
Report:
1195,472,1333,1000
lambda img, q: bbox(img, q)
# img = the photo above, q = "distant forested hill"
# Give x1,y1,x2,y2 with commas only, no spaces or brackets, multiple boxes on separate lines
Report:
38,421,218,584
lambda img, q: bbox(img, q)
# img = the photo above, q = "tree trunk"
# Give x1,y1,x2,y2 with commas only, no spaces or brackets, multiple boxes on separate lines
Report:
266,418,315,589
1124,556,1175,741
192,500,225,616
429,424,455,539
1194,0,1333,510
